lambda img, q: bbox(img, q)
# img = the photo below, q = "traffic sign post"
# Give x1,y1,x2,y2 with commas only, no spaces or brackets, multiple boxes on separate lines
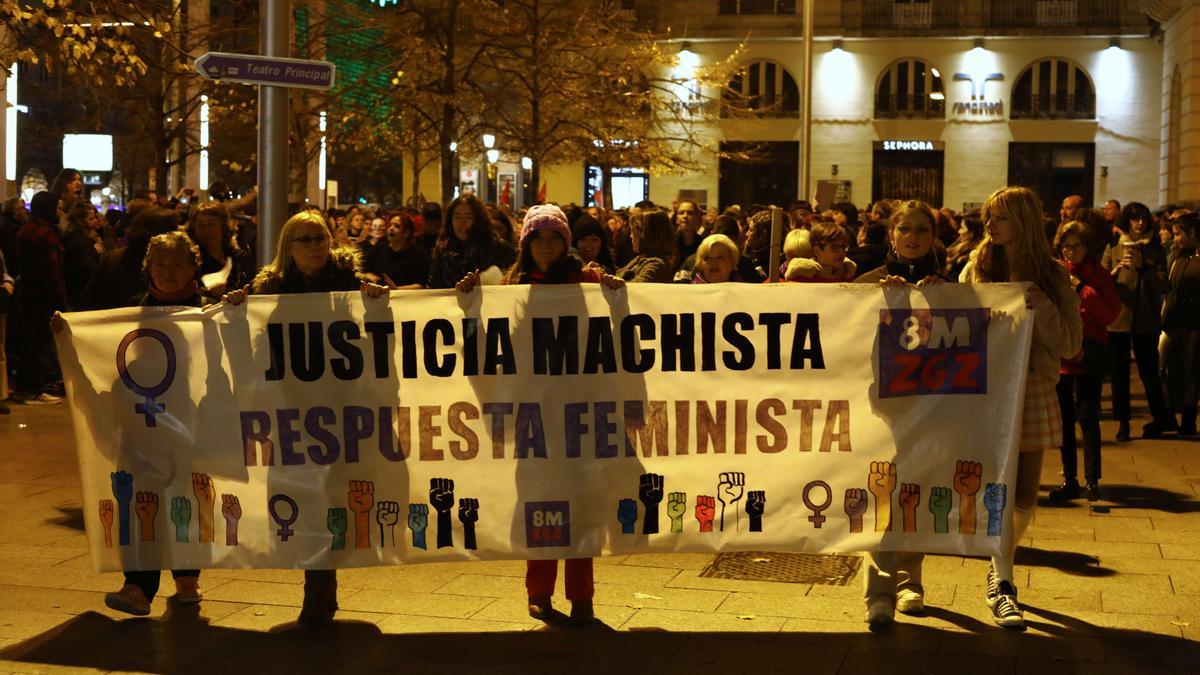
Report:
195,52,336,91
191,4,336,271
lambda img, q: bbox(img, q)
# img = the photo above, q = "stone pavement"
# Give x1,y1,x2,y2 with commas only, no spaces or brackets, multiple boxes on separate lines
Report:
0,400,1197,675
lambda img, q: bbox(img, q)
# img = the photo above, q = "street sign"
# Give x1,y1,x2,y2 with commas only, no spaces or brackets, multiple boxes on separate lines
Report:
194,52,336,91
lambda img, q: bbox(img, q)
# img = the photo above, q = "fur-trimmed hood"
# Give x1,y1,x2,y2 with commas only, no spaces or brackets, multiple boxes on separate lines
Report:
251,245,362,295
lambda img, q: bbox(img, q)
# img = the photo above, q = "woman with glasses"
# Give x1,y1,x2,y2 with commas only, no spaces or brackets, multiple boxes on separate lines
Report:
1049,221,1120,502
223,209,387,628
1100,202,1176,440
855,200,948,630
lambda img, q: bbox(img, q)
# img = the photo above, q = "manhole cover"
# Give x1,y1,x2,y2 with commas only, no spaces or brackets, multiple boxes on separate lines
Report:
699,552,861,585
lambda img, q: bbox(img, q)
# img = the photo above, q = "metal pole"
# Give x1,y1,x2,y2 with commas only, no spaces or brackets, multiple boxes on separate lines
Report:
258,0,289,270
768,206,784,283
800,0,814,203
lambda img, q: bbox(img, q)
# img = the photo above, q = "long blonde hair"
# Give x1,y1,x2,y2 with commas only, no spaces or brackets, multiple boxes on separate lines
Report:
975,187,1067,301
266,210,333,278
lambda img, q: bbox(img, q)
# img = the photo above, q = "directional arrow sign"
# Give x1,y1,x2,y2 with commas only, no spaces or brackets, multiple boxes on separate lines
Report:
195,52,336,91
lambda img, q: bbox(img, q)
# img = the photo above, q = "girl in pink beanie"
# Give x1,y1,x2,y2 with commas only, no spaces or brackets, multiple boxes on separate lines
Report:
456,204,621,624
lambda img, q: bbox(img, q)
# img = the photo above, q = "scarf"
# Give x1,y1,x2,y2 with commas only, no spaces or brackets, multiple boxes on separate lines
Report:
147,279,199,304
884,249,942,284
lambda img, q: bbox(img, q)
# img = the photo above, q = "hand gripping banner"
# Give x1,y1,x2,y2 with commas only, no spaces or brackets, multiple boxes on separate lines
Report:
54,282,1033,572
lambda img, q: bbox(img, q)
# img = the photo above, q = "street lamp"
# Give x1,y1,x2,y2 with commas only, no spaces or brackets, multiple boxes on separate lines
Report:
486,149,500,164
482,134,495,149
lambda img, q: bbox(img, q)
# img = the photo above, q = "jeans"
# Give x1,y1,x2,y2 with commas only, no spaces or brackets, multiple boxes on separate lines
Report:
1056,372,1103,483
15,298,57,394
1161,329,1200,426
863,551,924,603
1108,332,1171,424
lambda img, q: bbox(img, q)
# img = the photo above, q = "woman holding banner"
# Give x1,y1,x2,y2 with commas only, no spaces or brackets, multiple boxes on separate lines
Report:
856,200,947,629
223,209,387,628
960,187,1082,629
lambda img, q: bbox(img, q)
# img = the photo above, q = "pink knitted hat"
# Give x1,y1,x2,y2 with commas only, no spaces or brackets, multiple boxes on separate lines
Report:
520,204,572,248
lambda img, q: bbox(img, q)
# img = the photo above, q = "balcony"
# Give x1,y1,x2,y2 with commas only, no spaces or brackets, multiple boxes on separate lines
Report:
874,93,946,120
855,1,960,32
717,0,797,14
1010,92,1097,120
990,0,1122,29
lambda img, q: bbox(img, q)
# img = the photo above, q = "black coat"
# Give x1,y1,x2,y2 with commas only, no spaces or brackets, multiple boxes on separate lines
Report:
426,238,516,290
251,246,362,295
61,229,101,310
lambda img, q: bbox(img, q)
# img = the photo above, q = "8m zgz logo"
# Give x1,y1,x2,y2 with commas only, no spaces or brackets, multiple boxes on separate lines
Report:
877,309,988,398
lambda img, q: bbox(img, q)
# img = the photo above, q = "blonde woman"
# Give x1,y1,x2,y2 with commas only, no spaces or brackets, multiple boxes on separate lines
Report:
223,210,387,628
960,187,1082,629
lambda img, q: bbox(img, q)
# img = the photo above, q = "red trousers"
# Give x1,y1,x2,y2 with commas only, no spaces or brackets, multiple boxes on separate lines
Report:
525,558,594,601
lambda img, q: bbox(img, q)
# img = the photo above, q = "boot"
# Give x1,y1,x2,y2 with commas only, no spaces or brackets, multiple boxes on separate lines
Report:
1180,407,1198,437
1084,482,1101,502
569,599,594,625
299,570,337,628
1049,479,1081,502
527,595,552,620
1115,421,1131,442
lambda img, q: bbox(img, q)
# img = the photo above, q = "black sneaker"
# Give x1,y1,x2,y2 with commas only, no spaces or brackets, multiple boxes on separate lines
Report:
990,581,1025,629
1048,479,1081,502
1084,482,1101,502
1142,421,1167,439
985,566,1001,607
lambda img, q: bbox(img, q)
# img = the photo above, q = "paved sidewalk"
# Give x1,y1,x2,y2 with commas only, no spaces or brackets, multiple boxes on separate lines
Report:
0,401,1197,674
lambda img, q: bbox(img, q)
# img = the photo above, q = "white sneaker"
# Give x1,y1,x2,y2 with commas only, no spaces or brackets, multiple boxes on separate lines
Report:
24,392,63,405
866,597,894,629
896,588,925,615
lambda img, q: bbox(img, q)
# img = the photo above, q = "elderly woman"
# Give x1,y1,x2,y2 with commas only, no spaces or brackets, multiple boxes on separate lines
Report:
224,210,387,628
691,234,741,284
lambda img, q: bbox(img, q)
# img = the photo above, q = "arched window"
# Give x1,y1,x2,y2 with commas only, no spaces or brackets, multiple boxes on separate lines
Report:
1010,58,1095,120
722,60,800,118
875,58,945,119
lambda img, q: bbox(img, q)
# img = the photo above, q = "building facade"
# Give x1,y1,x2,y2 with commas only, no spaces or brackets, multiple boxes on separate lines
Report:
627,0,1163,213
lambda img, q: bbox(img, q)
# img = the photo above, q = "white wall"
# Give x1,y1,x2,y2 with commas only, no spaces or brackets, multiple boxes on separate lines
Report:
636,35,1162,211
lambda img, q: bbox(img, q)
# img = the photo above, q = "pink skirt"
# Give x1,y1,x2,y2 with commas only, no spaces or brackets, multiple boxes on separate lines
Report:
1020,376,1063,452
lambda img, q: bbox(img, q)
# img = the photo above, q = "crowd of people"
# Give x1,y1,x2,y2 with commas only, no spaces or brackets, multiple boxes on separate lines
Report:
0,167,1197,632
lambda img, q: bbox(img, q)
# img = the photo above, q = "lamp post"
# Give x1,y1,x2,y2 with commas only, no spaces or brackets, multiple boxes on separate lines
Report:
481,134,495,202
800,0,814,202
521,156,532,207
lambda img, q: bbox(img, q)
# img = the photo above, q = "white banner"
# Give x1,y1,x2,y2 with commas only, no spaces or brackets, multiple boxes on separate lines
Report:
55,283,1032,572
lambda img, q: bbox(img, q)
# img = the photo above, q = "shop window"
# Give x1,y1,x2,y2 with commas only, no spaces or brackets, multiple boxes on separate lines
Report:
875,57,945,119
1010,58,1095,120
584,165,649,210
722,60,800,118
